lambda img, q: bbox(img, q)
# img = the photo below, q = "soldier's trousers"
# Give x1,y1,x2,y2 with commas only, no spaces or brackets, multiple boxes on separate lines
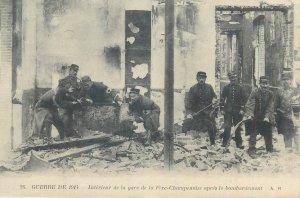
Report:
276,115,295,148
182,115,216,145
245,120,273,152
33,107,66,138
142,112,160,132
59,108,76,137
223,111,243,146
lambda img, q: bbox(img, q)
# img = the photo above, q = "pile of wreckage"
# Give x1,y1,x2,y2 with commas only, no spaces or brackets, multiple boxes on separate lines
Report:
1,127,300,174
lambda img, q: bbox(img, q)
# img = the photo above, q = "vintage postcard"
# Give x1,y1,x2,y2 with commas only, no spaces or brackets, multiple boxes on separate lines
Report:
0,0,300,197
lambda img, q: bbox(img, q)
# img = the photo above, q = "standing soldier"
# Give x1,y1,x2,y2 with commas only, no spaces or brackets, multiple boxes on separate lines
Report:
182,71,218,145
275,73,298,152
128,88,160,146
58,64,82,138
220,71,247,148
244,76,275,156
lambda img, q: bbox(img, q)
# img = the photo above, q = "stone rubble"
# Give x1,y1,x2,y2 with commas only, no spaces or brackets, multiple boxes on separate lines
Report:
0,130,300,175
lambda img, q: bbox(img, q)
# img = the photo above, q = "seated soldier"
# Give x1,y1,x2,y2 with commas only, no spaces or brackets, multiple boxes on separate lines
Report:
128,88,160,146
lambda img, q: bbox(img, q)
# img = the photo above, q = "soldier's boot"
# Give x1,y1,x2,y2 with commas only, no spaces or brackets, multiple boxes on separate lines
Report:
264,132,273,153
41,121,52,144
208,128,216,146
144,130,152,146
221,127,230,147
247,148,256,158
248,132,257,157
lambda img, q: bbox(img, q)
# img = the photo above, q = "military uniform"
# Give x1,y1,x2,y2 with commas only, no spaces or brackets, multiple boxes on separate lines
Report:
81,81,118,104
275,76,297,148
183,82,217,145
244,77,275,153
57,64,82,137
33,88,76,139
220,77,247,147
129,95,160,133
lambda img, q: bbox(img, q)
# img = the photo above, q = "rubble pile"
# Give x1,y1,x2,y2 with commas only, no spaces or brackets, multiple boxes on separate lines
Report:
173,132,300,174
36,139,165,174
1,131,300,175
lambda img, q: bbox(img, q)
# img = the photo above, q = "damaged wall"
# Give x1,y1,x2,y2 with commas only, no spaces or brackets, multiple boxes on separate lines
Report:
37,0,125,89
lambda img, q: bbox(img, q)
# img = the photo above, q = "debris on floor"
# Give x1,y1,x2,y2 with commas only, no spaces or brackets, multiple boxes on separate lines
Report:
1,129,300,175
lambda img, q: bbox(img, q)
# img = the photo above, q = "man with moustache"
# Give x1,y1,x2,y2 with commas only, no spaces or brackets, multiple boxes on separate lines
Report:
244,76,275,156
220,71,247,148
182,71,218,145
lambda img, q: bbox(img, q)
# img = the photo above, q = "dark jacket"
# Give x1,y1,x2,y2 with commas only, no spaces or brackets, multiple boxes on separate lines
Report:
244,88,275,124
186,83,216,115
275,87,296,119
54,88,80,110
82,82,117,104
220,83,247,113
35,88,75,109
129,95,160,116
129,95,160,130
58,75,82,99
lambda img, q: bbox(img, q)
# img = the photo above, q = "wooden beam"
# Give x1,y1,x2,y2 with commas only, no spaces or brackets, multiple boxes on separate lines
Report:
47,144,103,162
18,134,112,154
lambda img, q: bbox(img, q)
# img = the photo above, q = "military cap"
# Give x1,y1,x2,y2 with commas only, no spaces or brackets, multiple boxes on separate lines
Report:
228,71,238,79
70,64,79,71
81,75,92,83
129,88,140,94
197,71,207,78
259,76,269,83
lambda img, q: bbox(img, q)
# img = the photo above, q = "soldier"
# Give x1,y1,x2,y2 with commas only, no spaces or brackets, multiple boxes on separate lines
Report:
128,88,160,146
275,73,298,152
182,71,218,145
220,71,247,148
32,85,80,140
244,76,275,156
58,64,82,138
81,76,120,105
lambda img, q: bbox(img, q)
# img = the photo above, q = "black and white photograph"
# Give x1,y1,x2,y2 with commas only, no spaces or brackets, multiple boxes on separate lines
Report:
0,0,300,197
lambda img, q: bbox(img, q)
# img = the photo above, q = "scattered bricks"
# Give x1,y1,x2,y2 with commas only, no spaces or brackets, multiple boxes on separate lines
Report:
207,150,218,155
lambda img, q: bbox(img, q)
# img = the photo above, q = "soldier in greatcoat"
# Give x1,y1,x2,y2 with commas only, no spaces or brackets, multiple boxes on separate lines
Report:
128,88,160,146
182,71,218,145
220,71,247,148
244,76,275,156
275,73,298,151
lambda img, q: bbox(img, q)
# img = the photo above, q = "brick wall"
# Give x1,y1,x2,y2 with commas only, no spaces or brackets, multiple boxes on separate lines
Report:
0,0,13,157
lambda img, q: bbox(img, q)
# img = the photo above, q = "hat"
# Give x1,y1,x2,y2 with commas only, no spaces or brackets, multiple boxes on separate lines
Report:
81,75,92,83
197,71,207,78
129,88,140,94
259,76,269,83
70,64,79,71
228,71,238,79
